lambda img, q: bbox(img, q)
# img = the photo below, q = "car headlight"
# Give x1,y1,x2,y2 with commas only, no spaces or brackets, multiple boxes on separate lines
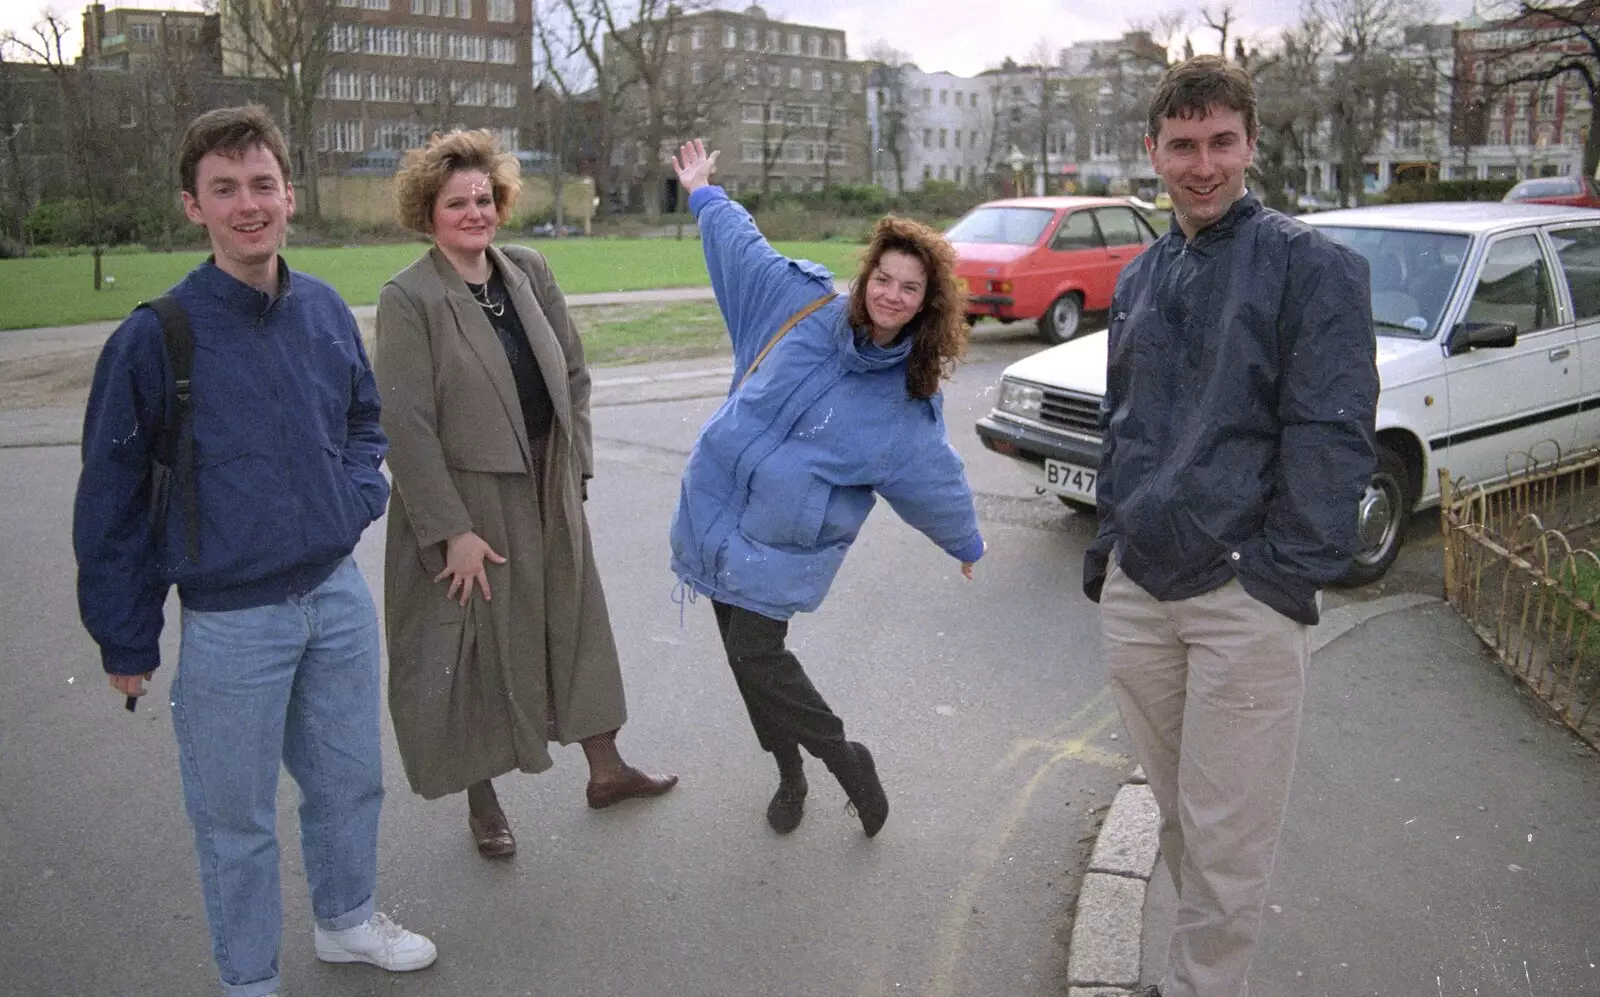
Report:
997,379,1044,421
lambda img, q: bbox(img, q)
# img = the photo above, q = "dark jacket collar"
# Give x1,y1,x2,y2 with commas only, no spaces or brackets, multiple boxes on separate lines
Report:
1168,190,1262,246
192,256,292,315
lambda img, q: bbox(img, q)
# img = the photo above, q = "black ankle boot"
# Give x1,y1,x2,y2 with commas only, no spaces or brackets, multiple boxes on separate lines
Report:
767,747,807,834
822,740,888,837
767,772,807,834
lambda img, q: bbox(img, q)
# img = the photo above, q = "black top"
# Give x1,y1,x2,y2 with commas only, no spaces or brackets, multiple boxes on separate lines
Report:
468,266,554,453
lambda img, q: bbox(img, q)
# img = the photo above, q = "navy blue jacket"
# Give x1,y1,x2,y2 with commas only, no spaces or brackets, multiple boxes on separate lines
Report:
1083,193,1378,624
74,260,389,675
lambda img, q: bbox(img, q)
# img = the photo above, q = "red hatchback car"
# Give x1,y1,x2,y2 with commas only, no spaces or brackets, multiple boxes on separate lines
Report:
947,196,1160,343
1502,174,1600,208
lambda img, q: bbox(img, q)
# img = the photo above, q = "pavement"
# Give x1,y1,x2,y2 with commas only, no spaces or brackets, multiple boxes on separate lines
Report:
9,304,1600,995
1064,594,1600,996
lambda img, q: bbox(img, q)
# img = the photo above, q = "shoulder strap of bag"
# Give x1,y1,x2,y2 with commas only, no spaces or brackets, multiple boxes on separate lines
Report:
738,292,838,389
139,294,199,563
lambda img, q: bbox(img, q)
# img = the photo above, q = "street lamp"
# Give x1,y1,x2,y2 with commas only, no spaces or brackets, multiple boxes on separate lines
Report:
1007,144,1026,198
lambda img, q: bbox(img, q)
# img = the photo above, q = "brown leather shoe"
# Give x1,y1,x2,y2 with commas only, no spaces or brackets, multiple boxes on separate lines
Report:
469,811,516,858
586,765,679,809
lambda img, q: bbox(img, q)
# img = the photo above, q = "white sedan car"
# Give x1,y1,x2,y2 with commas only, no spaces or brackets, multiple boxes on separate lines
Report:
975,201,1600,584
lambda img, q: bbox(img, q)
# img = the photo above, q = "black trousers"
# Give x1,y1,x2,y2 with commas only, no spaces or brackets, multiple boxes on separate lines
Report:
712,600,846,759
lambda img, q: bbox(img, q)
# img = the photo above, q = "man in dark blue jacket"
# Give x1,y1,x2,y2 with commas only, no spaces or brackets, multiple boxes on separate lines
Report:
1084,58,1378,997
73,106,435,997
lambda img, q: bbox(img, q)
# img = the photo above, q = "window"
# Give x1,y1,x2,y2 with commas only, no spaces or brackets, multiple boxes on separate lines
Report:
319,120,365,153
442,0,456,14
923,128,932,148
1095,207,1152,246
413,0,425,11
767,65,781,87
724,26,737,48
1551,226,1600,321
692,26,704,49
938,128,947,148
924,165,933,180
361,0,390,9
940,89,948,105
325,70,362,100
849,74,860,93
489,37,516,64
789,67,802,88
1540,89,1556,116
788,32,800,54
953,130,961,149
744,64,759,85
411,29,442,58
953,91,962,107
458,0,472,17
724,62,737,81
810,71,822,91
954,166,962,184
807,35,821,56
487,0,514,21
1051,211,1102,251
742,103,764,123
692,62,704,84
765,29,778,51
744,28,756,49
828,38,842,59
938,165,947,179
128,22,157,43
742,140,763,162
1465,234,1556,335
922,87,932,105
490,82,518,107
667,35,679,52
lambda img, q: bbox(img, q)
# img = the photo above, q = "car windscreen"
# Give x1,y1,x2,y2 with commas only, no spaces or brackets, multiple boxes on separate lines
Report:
1509,177,1580,199
945,207,1057,245
1316,226,1469,339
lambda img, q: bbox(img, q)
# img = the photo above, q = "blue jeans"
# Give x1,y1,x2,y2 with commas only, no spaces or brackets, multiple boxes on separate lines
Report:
171,557,385,997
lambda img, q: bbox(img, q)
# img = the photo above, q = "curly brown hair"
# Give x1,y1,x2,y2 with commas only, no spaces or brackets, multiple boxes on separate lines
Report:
393,129,521,234
847,216,969,400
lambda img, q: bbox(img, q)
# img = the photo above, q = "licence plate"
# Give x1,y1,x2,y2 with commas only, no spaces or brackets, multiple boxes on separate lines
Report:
1044,458,1098,500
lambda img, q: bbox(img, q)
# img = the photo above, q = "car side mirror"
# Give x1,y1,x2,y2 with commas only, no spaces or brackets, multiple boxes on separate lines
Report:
1448,320,1519,355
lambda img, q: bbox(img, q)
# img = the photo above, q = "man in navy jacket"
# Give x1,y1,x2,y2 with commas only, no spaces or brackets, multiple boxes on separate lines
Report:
1085,59,1379,997
73,106,435,997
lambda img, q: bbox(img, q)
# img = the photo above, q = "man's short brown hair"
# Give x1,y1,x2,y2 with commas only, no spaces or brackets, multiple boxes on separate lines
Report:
1146,55,1258,144
393,129,521,234
178,105,293,196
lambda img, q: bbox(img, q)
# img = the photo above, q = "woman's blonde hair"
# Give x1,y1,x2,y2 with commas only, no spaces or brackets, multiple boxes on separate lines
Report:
393,129,521,234
846,216,969,400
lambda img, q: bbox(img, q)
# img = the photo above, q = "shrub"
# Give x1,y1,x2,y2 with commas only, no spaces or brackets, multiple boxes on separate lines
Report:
1383,178,1518,203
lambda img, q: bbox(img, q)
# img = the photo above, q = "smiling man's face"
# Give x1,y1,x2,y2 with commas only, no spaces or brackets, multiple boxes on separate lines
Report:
182,143,294,283
1146,104,1256,240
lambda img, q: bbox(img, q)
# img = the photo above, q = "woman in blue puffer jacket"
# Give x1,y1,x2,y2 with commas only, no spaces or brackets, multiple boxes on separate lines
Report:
670,140,986,839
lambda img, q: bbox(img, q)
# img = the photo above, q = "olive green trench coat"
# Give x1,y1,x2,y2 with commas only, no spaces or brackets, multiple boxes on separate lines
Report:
375,244,627,800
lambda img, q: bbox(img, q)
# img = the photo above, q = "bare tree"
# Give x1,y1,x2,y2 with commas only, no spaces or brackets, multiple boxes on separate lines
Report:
1021,40,1067,196
1315,0,1436,206
755,93,798,196
1251,13,1332,208
1201,2,1237,58
216,0,338,222
534,0,601,235
4,12,115,281
0,37,30,240
865,42,916,193
1472,0,1600,179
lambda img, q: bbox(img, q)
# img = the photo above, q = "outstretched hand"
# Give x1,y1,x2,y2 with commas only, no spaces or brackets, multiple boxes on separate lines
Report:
672,139,720,193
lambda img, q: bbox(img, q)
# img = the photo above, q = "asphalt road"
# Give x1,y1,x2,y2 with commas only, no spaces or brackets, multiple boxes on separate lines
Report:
0,323,1149,997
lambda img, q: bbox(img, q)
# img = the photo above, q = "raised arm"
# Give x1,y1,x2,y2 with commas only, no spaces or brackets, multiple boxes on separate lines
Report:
673,139,835,373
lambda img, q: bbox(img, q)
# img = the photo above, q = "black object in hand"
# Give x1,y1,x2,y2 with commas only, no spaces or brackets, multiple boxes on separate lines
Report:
125,695,138,713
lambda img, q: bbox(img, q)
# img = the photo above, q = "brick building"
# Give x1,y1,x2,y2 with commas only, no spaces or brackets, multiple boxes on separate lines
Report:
222,0,533,173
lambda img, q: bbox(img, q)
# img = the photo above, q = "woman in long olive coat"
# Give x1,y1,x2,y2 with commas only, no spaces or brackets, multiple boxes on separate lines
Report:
375,130,675,860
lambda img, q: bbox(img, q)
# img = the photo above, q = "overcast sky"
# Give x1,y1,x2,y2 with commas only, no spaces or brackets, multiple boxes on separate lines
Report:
3,0,1477,76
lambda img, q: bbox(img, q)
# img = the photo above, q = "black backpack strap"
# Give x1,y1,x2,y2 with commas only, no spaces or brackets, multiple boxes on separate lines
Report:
140,294,199,563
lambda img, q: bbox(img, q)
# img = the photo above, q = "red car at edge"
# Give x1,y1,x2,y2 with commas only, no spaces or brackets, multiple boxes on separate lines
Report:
947,196,1160,344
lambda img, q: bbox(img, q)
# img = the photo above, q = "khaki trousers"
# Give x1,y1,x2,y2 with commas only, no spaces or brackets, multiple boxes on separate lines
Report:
1099,560,1309,997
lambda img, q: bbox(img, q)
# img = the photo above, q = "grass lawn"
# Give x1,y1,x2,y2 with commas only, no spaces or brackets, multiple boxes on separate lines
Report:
0,238,865,331
576,301,730,367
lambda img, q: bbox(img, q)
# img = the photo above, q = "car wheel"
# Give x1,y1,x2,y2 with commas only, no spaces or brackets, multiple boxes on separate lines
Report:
1056,494,1098,515
1335,444,1413,587
966,314,980,327
1038,293,1083,345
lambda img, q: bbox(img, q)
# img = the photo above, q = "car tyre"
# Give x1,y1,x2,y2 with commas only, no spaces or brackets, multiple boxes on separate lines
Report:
1335,444,1413,588
1038,293,1083,345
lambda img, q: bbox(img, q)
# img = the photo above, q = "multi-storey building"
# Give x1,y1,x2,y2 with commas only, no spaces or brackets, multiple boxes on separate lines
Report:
221,0,532,172
1449,7,1594,183
608,3,869,207
81,2,221,73
868,65,992,192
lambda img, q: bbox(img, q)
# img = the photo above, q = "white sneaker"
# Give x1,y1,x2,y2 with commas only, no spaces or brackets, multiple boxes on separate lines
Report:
314,911,437,972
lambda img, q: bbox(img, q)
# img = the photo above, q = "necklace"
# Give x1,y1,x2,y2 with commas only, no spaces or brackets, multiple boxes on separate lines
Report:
468,279,505,317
